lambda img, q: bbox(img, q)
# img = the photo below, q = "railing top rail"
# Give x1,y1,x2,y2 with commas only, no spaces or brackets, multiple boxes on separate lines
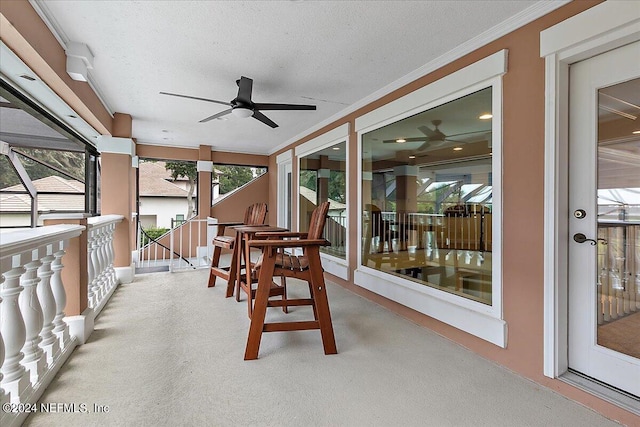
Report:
0,224,85,259
87,214,125,227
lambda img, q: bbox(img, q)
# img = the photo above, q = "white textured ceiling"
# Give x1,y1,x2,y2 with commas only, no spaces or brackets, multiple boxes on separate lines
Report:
34,0,545,155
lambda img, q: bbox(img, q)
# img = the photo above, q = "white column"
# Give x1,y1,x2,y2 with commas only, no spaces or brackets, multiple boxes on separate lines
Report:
19,251,46,385
0,262,32,403
90,228,102,307
36,247,60,366
51,244,70,350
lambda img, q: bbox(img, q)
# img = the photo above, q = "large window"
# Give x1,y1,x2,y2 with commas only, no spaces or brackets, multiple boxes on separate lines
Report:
362,87,493,304
0,82,99,228
299,140,347,259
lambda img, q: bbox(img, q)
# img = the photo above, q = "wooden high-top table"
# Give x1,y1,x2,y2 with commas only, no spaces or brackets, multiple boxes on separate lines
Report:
226,225,288,317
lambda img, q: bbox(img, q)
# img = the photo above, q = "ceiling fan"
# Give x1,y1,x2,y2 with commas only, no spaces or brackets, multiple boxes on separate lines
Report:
383,119,489,151
160,76,316,128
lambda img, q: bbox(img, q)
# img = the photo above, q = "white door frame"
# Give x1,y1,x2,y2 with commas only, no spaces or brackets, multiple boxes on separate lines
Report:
541,1,640,378
567,43,640,396
276,149,293,229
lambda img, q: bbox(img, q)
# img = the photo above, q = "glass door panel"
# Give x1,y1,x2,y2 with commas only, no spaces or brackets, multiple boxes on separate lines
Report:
596,78,640,360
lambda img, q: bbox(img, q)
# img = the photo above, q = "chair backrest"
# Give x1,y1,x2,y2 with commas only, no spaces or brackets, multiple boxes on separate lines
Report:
307,202,330,240
244,203,268,226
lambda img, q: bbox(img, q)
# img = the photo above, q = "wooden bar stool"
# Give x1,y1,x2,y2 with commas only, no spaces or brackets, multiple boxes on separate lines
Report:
207,203,267,288
243,202,337,360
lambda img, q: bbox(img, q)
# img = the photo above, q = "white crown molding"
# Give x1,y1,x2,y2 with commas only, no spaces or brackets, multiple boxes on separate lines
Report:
29,0,115,117
269,0,570,156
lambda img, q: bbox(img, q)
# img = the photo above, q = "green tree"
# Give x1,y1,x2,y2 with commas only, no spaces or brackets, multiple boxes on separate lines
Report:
165,161,197,218
216,165,254,194
299,170,316,191
328,170,346,203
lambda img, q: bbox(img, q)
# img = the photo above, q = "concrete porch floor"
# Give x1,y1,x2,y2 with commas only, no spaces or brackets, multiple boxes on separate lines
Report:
25,268,621,426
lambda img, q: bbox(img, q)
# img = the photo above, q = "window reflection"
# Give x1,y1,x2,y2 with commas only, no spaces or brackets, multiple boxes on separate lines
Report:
362,87,493,304
299,141,347,259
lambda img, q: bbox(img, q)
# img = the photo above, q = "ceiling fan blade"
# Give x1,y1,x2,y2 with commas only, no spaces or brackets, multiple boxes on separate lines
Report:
417,141,431,151
199,108,233,123
159,92,231,107
252,110,278,128
236,76,253,104
446,129,492,139
253,103,316,111
418,125,437,138
417,140,450,151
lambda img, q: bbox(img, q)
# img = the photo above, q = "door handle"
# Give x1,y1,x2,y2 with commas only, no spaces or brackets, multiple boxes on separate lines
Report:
573,233,607,245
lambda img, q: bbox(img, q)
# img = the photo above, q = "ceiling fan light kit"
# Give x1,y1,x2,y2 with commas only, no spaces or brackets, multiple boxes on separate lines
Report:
232,107,253,118
160,76,316,128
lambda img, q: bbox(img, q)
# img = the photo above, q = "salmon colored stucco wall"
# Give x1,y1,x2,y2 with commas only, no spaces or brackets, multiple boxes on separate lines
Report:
3,0,634,423
210,174,270,223
268,1,636,424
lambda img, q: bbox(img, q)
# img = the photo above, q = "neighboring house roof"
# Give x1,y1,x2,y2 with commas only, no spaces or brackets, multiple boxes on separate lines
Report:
138,161,190,197
2,175,85,193
0,176,85,212
299,186,346,211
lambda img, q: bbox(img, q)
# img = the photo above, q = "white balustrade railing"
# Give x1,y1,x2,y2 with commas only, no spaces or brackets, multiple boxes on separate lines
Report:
0,224,83,426
86,215,122,315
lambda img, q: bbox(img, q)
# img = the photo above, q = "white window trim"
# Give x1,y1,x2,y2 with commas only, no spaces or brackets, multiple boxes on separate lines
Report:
355,50,507,347
276,149,293,229
541,1,640,378
295,124,350,280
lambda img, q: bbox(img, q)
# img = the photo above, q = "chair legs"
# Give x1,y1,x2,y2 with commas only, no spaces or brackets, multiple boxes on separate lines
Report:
244,246,336,360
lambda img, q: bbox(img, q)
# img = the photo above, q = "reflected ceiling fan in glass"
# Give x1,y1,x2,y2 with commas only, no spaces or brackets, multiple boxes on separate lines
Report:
382,119,490,152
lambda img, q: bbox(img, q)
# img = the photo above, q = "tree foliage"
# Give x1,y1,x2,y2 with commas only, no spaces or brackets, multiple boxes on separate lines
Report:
299,169,345,203
164,161,197,219
216,165,264,194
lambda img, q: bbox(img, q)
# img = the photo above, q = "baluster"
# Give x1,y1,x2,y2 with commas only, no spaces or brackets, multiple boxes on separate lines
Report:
0,317,8,405
87,228,96,308
108,223,117,288
37,247,60,366
19,251,46,384
51,244,70,350
90,228,103,307
98,226,109,296
0,262,32,402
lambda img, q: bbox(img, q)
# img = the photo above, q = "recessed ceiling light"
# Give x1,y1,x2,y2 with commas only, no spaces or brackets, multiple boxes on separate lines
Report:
408,155,416,159
332,147,340,150
67,114,78,119
19,74,36,81
453,147,463,151
396,138,406,143
479,114,493,120
162,129,169,133
633,130,640,134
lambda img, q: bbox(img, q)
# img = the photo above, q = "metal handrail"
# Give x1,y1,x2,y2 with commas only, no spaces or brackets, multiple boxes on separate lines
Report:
137,218,195,268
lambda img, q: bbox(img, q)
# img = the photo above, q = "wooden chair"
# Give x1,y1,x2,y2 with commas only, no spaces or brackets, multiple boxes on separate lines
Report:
207,203,267,288
243,201,336,360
